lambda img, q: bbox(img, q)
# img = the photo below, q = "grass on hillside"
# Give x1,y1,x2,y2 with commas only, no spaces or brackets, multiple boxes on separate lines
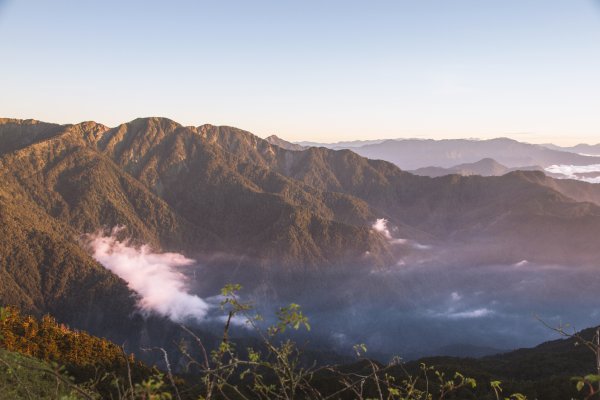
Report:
0,348,78,400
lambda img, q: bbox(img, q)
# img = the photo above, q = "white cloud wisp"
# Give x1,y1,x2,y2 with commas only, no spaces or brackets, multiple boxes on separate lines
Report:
87,230,209,323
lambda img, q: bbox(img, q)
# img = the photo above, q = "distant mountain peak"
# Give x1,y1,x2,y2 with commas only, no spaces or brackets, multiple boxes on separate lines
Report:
411,157,547,178
265,134,305,151
475,157,501,164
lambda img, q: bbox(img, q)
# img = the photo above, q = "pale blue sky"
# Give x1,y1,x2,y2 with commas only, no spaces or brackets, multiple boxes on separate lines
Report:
1,0,599,144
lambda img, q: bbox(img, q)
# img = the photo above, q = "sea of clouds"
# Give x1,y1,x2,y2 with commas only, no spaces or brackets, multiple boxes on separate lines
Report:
545,164,600,184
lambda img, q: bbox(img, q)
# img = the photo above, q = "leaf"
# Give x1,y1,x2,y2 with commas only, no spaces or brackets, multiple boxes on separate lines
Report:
584,374,600,383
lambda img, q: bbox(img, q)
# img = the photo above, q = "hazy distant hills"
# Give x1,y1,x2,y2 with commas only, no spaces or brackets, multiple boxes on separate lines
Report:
409,155,600,188
297,139,387,149
541,142,600,156
408,157,600,204
297,137,600,170
4,117,600,343
410,157,543,177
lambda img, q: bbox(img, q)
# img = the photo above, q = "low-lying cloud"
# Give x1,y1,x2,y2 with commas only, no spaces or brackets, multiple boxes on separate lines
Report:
444,308,494,319
545,164,600,183
372,218,393,239
284,256,600,359
87,229,209,323
372,218,430,248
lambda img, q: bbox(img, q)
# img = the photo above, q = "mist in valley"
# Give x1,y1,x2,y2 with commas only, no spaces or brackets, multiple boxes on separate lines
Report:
87,228,600,362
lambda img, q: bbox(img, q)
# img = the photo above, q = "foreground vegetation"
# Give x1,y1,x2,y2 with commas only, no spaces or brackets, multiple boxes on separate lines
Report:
1,286,599,399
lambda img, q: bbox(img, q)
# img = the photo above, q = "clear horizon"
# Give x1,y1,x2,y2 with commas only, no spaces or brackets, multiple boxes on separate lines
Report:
1,0,599,146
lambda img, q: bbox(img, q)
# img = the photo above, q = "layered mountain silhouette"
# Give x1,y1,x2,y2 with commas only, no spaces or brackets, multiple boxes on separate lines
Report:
542,142,600,156
3,117,600,342
300,137,600,170
297,139,387,149
410,157,543,177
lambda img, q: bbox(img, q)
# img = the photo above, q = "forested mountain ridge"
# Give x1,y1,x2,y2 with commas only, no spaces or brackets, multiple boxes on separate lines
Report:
3,117,600,343
4,117,600,269
0,186,140,341
81,118,600,266
0,117,390,267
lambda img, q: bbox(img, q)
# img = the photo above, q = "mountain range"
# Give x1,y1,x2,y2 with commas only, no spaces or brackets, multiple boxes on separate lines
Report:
2,117,600,353
292,137,600,170
409,157,543,177
541,143,600,156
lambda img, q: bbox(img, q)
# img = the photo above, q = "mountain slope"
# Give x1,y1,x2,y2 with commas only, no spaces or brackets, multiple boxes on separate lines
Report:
0,188,138,339
400,326,598,400
265,134,305,151
0,122,213,252
87,118,391,266
0,118,67,155
0,118,393,269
